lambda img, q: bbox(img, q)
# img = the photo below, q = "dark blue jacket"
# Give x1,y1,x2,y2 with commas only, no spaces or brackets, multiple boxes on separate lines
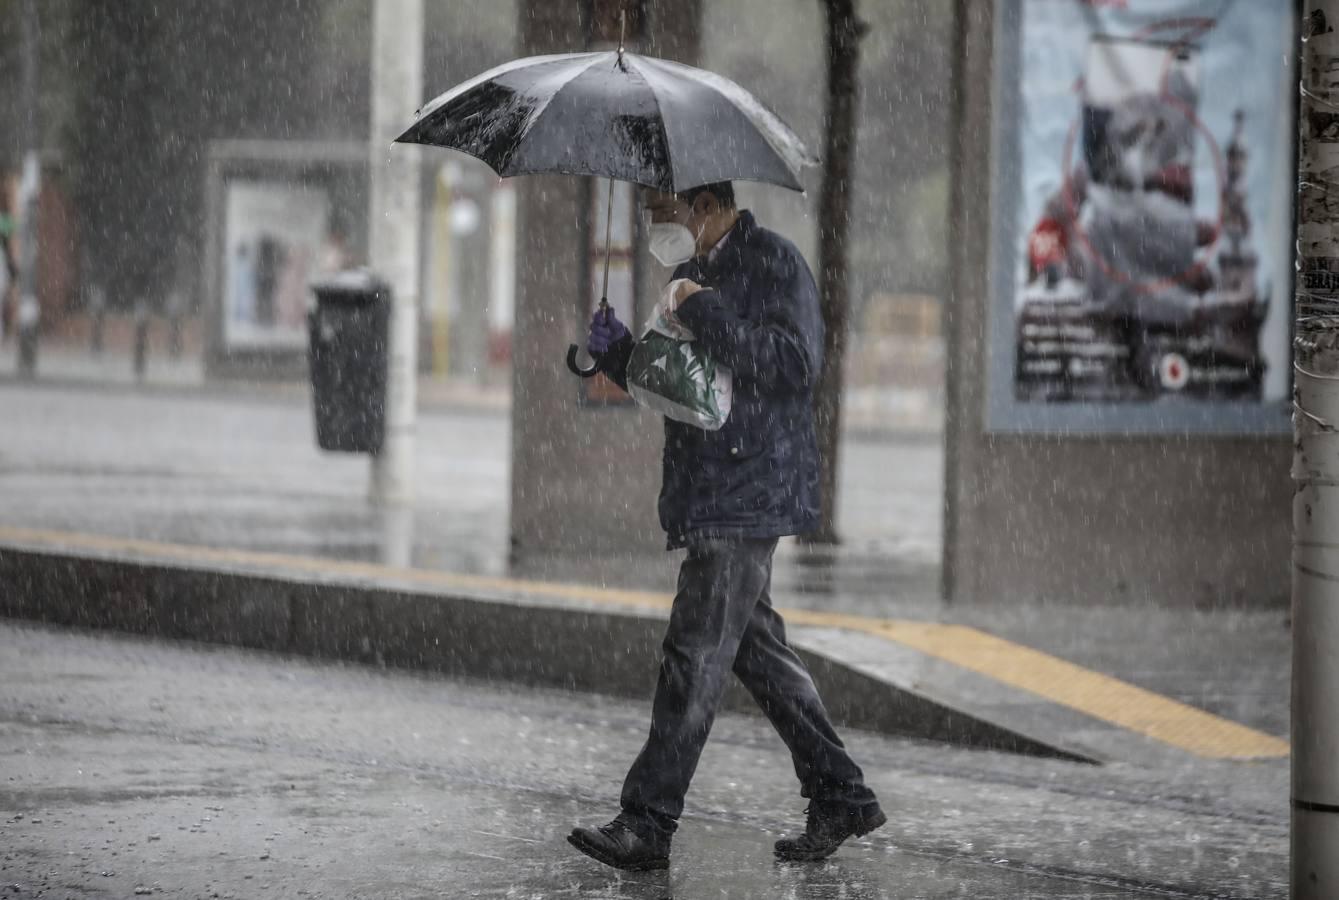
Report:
604,210,825,549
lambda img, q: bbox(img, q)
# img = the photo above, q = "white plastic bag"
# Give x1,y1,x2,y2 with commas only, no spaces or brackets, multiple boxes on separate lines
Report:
625,283,733,430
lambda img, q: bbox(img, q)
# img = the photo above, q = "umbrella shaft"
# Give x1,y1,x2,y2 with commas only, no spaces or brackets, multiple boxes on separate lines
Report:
601,176,615,302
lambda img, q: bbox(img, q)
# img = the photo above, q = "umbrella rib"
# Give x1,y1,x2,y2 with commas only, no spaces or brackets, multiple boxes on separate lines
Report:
624,55,680,193
499,53,615,173
679,62,816,171
412,52,603,126
634,55,814,187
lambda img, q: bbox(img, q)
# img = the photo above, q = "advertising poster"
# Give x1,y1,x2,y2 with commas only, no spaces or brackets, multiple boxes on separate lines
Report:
987,0,1298,433
223,180,330,350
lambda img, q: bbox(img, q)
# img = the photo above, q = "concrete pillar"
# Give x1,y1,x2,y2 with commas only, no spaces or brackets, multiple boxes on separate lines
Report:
1293,3,1339,892
368,0,424,510
15,0,40,378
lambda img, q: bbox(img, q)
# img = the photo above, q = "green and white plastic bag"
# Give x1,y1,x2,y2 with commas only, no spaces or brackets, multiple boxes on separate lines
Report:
626,306,733,431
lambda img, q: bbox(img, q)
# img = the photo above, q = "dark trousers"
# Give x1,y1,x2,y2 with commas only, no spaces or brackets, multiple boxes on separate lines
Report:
620,537,878,836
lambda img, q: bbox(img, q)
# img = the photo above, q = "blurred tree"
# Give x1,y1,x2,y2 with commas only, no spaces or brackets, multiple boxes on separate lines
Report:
65,0,335,311
67,2,193,311
809,0,867,545
1293,3,1339,890
53,0,520,313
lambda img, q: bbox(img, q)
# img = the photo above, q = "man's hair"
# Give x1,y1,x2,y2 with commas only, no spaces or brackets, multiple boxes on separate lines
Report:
676,181,735,210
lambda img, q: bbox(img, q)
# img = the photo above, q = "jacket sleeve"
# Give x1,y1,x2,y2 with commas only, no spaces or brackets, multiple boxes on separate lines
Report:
673,253,821,395
595,332,636,391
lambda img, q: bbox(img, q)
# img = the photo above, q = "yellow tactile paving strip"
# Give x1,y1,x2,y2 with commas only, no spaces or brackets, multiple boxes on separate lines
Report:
845,619,1289,761
0,525,1289,760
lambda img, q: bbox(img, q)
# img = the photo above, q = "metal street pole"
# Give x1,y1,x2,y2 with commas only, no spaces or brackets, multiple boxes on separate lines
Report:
1294,2,1339,894
16,0,40,377
368,0,424,509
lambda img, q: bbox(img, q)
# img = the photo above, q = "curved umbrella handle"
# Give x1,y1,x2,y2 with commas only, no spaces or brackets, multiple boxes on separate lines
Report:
569,295,612,378
566,344,603,378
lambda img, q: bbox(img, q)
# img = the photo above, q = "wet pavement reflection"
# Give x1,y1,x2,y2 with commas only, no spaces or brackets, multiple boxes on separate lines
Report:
1,622,1258,899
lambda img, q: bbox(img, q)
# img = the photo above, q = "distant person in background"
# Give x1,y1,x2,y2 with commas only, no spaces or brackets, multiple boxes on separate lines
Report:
231,243,257,328
319,229,352,275
274,244,313,330
255,236,283,326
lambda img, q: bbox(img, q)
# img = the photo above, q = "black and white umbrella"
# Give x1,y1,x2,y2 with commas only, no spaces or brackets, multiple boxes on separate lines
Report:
396,48,814,192
395,40,815,377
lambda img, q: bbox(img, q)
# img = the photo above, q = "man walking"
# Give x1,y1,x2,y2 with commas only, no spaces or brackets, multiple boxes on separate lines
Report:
567,182,885,871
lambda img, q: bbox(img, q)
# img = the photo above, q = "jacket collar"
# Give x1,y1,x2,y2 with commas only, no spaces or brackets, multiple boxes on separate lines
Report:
686,210,755,282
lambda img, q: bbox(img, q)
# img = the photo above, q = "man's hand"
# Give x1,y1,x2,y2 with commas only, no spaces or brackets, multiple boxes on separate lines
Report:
659,279,705,325
587,306,629,355
669,279,704,312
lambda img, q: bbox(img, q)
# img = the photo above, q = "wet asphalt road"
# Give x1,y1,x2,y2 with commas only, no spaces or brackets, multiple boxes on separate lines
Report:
0,622,1285,899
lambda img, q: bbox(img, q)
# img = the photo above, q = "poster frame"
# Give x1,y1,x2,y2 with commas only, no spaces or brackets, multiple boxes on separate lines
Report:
203,140,367,378
982,0,1300,435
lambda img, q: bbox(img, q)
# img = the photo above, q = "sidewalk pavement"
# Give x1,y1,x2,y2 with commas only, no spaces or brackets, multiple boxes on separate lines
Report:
0,621,1288,899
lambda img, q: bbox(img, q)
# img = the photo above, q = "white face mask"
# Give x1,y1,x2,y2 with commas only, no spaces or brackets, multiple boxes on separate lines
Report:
647,222,697,267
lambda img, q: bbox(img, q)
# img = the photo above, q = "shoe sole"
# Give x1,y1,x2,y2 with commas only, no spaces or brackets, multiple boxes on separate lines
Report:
773,809,888,862
566,833,670,871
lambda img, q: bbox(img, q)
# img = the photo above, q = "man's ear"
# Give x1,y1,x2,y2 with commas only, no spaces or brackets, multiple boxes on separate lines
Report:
692,192,717,219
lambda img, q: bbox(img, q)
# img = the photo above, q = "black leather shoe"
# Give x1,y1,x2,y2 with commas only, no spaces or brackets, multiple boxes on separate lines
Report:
773,802,887,861
567,815,671,871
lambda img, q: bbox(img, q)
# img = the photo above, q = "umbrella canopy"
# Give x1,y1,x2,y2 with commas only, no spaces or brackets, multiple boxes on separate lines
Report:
395,50,815,193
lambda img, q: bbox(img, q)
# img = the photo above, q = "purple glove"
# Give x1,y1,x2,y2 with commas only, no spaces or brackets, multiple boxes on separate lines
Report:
586,306,629,355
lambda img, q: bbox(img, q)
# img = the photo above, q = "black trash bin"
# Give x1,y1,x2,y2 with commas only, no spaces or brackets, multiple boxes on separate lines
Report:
308,270,391,453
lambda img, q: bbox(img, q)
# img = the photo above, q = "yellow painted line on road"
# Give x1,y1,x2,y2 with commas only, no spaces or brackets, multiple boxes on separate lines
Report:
0,526,1289,760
